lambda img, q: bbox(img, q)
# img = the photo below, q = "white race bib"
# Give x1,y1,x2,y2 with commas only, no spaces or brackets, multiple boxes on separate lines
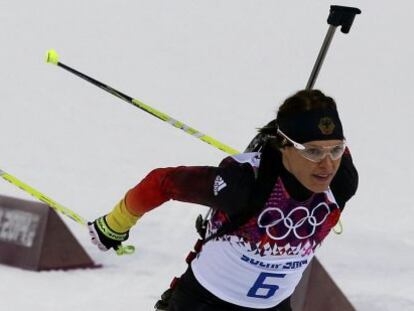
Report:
192,239,314,309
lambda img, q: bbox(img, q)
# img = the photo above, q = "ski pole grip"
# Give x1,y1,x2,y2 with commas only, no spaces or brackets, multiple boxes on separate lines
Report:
327,5,361,34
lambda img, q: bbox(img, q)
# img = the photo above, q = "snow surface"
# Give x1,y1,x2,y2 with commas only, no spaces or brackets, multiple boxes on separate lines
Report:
1,1,413,310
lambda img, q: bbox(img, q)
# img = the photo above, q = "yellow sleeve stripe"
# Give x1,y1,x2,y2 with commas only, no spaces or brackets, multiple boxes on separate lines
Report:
105,198,141,233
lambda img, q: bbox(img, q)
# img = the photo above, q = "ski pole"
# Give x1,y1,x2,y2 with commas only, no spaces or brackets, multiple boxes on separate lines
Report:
306,5,361,89
45,50,239,156
0,168,134,255
0,168,87,225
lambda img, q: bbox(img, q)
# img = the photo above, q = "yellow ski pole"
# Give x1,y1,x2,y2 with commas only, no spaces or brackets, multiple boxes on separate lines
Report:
0,168,134,255
0,168,87,226
45,49,239,156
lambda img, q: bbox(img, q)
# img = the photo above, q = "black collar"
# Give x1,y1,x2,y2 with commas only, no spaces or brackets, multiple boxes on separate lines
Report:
279,163,313,202
256,143,313,203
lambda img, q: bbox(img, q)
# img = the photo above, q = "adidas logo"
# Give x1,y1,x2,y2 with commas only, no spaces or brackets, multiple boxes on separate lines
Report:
214,175,227,196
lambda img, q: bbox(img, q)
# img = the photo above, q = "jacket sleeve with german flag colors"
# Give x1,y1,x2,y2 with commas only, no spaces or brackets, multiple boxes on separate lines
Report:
124,155,257,219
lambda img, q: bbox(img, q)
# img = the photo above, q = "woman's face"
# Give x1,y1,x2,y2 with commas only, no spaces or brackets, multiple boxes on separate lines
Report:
280,139,343,193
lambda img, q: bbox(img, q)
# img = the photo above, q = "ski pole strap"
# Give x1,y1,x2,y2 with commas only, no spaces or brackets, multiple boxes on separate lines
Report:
115,244,136,255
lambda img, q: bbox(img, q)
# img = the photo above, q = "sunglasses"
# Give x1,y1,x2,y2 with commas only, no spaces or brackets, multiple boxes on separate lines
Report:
277,128,346,162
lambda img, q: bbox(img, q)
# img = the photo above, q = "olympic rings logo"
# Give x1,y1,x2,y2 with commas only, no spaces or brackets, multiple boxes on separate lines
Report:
257,203,332,240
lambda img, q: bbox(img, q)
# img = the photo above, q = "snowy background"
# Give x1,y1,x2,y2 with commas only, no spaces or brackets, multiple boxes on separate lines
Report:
1,0,413,310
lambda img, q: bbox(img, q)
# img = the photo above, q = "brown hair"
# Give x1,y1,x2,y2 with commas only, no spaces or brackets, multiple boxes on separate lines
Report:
259,90,339,147
277,89,337,120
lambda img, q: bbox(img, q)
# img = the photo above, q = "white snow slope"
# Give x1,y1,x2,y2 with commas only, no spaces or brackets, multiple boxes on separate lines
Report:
1,1,413,310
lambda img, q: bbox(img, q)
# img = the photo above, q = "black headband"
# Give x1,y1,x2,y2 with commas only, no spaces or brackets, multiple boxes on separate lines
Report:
277,108,344,143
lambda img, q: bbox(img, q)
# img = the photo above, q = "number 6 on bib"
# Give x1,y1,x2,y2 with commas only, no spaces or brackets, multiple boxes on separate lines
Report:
247,273,286,299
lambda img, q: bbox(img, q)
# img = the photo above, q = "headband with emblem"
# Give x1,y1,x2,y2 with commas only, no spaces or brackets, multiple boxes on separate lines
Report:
276,108,344,143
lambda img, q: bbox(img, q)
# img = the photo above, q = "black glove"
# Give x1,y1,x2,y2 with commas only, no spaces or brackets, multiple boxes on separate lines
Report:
88,216,129,251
